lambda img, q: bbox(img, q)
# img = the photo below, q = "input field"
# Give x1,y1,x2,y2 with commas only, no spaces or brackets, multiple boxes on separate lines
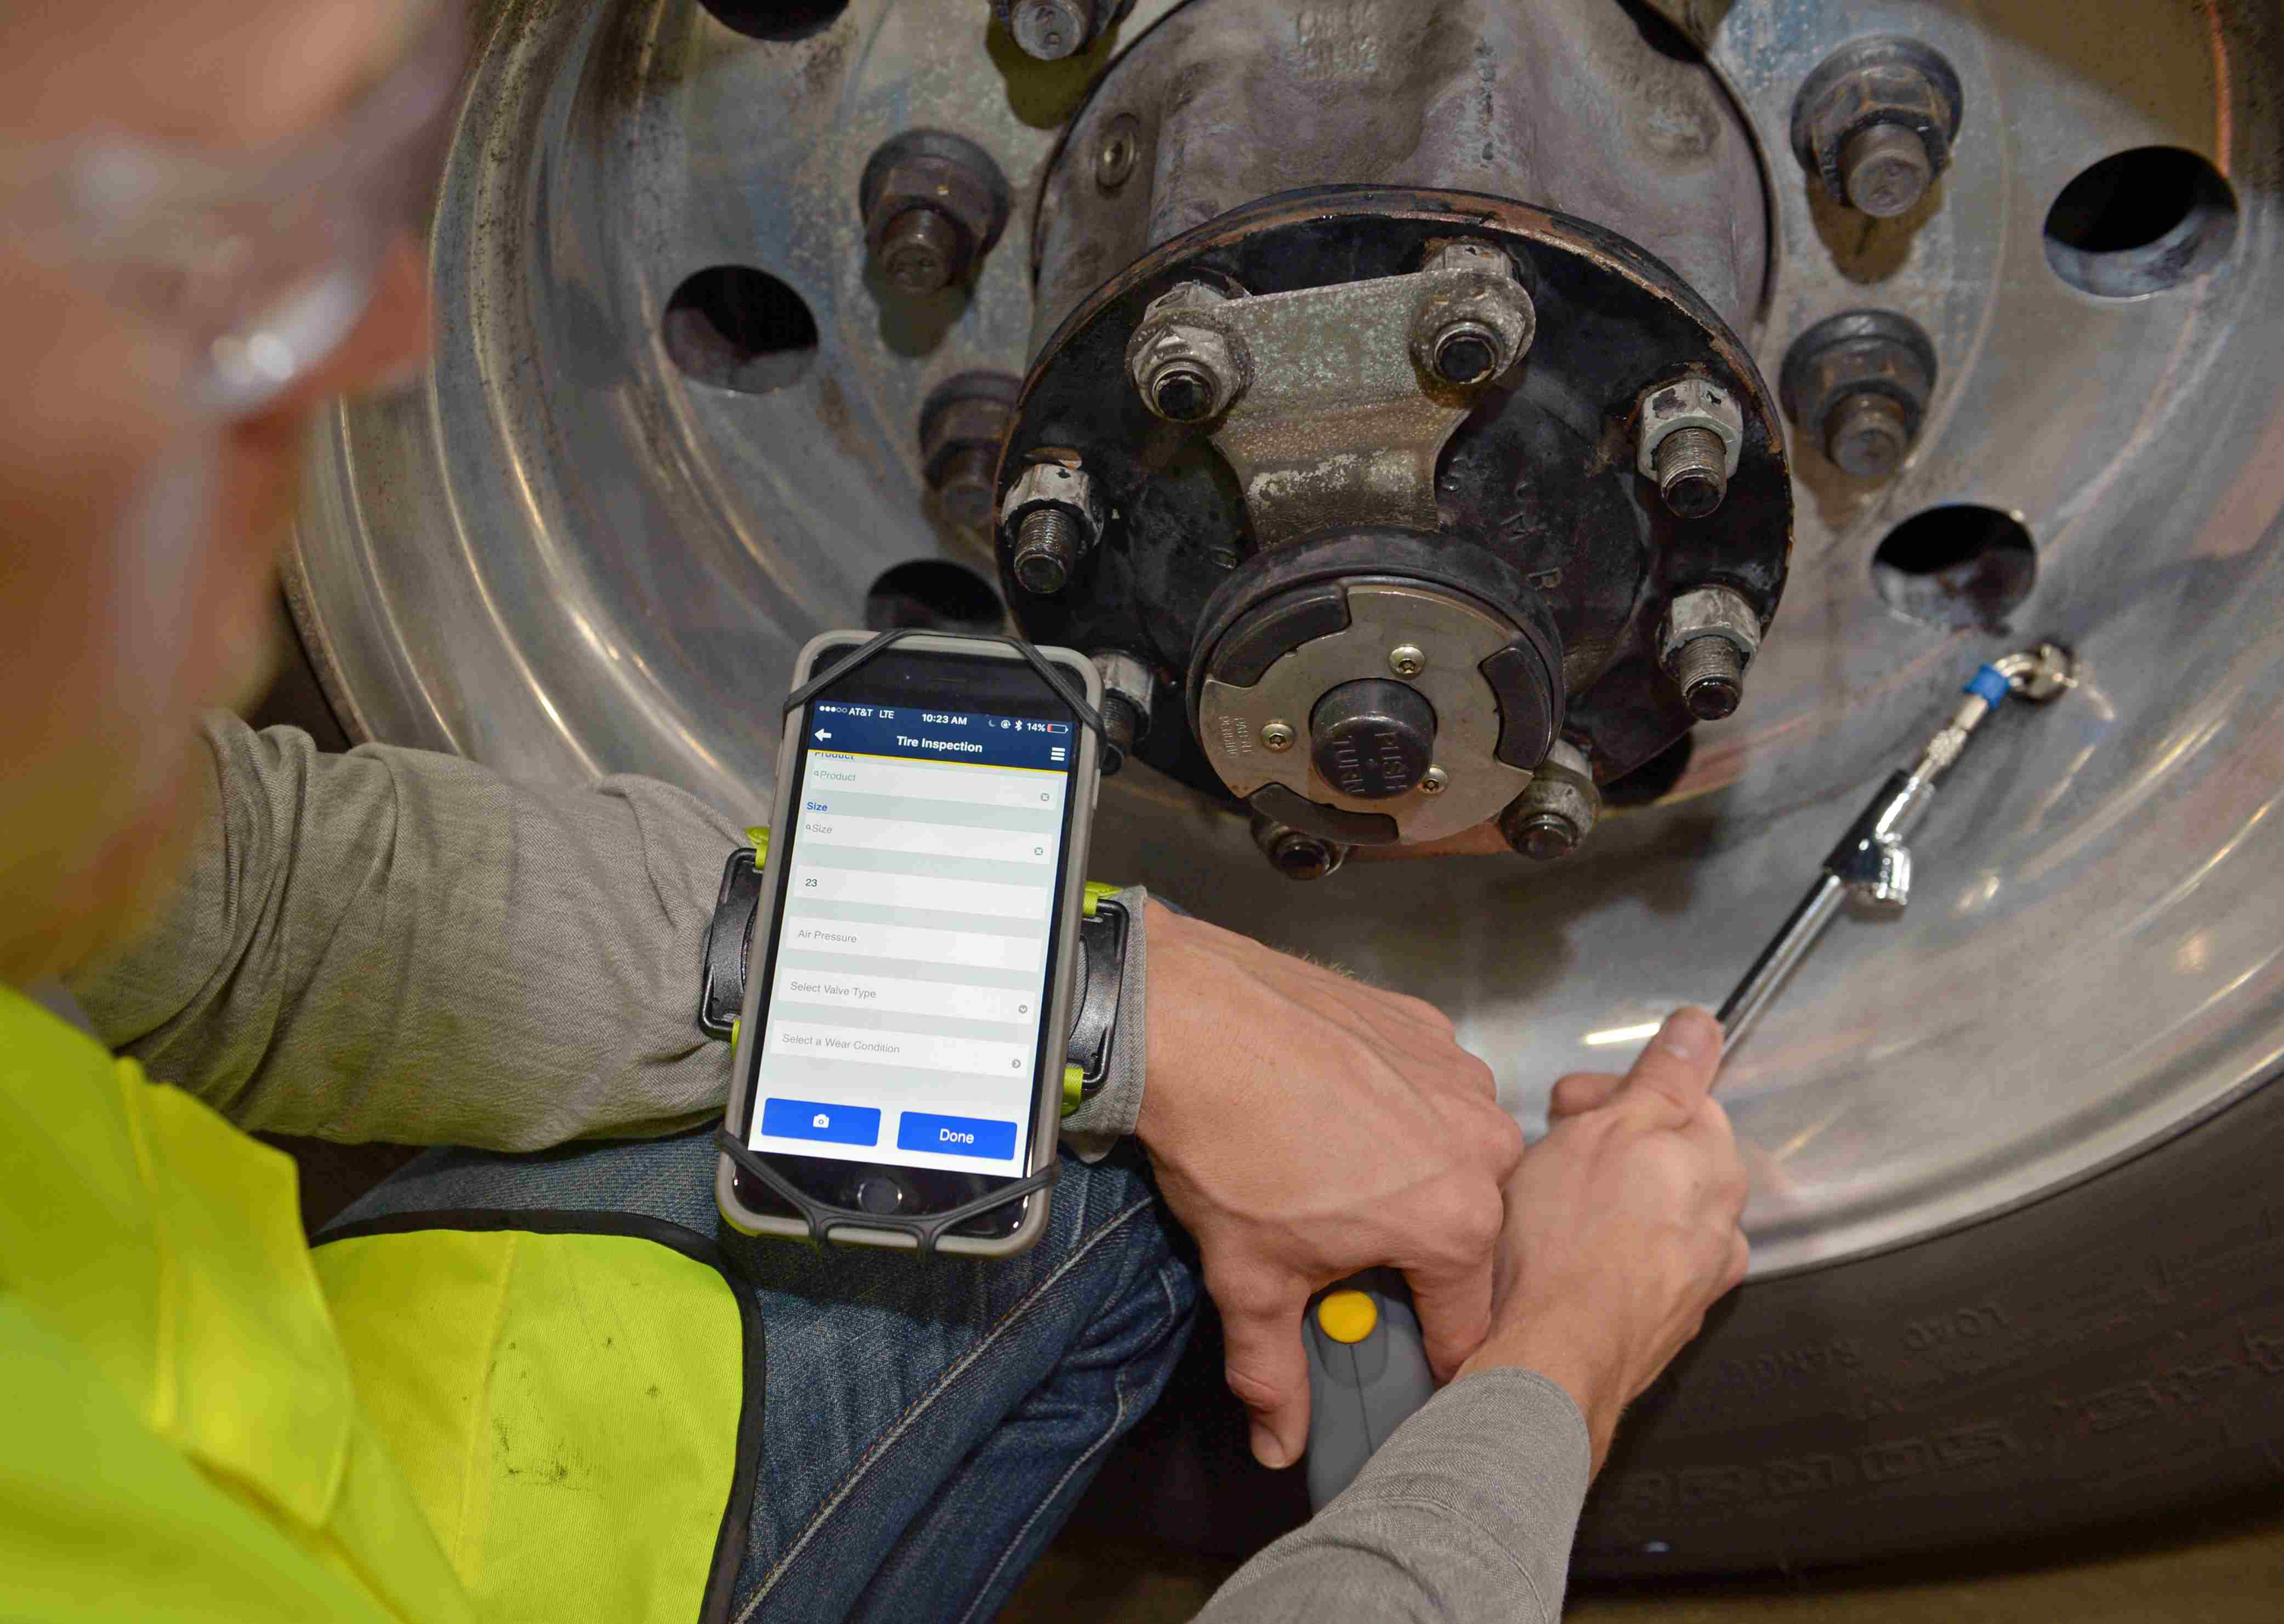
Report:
768,1020,1034,1081
806,753,1065,811
796,811,1052,866
772,968,1033,1025
779,917,1043,973
794,864,1046,920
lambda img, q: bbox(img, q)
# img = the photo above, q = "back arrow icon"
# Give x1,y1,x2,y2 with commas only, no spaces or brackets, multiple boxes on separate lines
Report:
814,729,832,741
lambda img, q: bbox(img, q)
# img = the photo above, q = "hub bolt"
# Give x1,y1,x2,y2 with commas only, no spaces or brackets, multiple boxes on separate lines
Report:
1635,377,1743,521
1655,427,1729,520
1659,585,1762,722
1127,282,1248,424
1388,644,1426,678
1151,363,1215,423
999,460,1105,597
1260,720,1295,752
1431,323,1501,385
1012,509,1081,596
1671,635,1746,720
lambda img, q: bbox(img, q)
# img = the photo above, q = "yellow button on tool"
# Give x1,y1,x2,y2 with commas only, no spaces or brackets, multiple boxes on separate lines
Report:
1315,1289,1379,1344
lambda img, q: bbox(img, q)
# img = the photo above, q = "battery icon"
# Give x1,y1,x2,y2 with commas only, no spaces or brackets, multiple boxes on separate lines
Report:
1047,723,1070,734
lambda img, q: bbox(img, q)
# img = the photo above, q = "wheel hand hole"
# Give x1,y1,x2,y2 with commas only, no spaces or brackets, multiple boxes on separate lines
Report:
1871,506,2036,631
662,266,818,394
697,0,849,42
2043,146,2237,299
863,561,1004,635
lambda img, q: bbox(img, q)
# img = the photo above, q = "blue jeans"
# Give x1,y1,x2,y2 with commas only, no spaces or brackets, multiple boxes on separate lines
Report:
329,1130,1202,1624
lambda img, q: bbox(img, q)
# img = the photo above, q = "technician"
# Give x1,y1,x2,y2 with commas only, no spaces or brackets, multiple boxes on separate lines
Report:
0,1,1748,1620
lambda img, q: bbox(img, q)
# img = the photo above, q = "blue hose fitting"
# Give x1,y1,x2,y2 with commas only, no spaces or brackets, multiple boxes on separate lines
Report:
1963,664,2011,709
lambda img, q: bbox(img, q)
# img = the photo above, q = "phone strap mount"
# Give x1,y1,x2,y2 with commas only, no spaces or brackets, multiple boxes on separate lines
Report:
714,1130,1059,1256
719,628,1101,1254
779,625,1123,774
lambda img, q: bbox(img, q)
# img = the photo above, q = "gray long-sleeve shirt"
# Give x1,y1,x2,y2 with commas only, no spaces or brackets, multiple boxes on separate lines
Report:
68,713,1592,1621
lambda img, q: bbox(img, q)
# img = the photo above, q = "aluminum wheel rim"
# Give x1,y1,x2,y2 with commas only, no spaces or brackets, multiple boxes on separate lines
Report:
291,0,2284,1275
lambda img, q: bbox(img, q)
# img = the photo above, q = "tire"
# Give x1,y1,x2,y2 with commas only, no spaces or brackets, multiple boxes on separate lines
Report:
1074,1070,2284,1571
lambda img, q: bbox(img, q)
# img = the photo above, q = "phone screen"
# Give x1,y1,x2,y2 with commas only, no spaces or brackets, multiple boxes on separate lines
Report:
737,645,1081,1222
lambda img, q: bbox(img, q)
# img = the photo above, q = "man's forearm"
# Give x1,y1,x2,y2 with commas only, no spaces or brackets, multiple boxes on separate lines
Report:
69,715,1150,1154
69,714,746,1149
1194,1369,1592,1624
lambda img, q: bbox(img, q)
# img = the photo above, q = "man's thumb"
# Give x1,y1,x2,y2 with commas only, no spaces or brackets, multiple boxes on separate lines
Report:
1220,1301,1312,1469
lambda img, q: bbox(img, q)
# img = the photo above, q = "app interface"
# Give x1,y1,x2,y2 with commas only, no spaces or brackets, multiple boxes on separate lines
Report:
748,700,1075,1173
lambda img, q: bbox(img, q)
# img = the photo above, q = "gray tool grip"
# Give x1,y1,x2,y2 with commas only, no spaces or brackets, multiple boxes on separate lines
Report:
1303,1268,1436,1508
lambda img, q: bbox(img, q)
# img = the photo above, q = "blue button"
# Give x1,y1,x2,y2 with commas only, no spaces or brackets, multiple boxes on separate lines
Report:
896,1111,1018,1161
761,1098,881,1146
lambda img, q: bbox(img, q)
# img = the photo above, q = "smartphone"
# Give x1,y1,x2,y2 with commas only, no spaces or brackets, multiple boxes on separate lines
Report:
715,631,1103,1256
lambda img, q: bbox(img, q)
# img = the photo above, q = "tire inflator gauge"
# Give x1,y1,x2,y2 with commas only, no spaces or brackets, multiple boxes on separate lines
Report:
1302,643,2080,1509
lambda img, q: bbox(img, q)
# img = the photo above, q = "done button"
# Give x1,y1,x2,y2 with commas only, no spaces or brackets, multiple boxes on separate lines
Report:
896,1110,1018,1161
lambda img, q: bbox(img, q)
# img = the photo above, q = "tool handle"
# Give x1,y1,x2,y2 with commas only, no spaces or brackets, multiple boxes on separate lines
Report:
1303,1269,1436,1508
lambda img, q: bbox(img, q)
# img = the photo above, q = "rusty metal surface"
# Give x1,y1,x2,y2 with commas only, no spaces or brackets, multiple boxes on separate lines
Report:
999,188,1793,800
1030,0,1770,350
1197,257,1513,547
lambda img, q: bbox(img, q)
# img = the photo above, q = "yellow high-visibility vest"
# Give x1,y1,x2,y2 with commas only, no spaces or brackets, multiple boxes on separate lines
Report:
1,987,759,1623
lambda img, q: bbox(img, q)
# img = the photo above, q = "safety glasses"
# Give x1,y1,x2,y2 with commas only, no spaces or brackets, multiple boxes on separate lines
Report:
2,0,466,417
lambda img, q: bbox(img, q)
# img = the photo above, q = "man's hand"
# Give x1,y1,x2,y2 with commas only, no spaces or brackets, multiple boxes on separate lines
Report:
1137,905,1524,1470
1459,1006,1748,1470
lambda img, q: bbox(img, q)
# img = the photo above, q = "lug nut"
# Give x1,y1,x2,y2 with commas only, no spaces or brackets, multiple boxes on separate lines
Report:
1090,650,1154,764
1514,812,1578,861
1009,0,1093,60
918,372,1021,531
1842,123,1935,218
1011,509,1081,595
934,446,997,529
1252,813,1348,882
861,130,1012,297
1655,426,1730,519
1260,720,1295,752
1825,392,1912,481
1498,740,1600,861
879,207,961,295
1388,644,1425,678
1780,311,1938,485
1791,38,1963,222
1672,635,1746,720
